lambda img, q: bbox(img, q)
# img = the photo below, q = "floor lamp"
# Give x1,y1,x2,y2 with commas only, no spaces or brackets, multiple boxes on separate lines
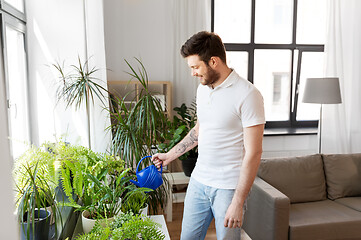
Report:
302,77,342,153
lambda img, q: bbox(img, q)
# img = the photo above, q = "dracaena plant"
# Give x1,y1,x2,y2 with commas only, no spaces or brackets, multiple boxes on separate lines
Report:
107,57,169,214
53,56,108,110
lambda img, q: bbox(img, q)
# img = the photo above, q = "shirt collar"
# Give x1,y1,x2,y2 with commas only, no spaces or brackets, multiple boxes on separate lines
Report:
211,69,236,90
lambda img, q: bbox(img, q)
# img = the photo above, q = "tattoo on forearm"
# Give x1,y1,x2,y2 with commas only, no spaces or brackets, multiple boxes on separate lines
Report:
175,129,198,154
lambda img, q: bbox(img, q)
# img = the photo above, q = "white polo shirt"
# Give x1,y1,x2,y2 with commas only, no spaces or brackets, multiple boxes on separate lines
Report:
192,70,265,189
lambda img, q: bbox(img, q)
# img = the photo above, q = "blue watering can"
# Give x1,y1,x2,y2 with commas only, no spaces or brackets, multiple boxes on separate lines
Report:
130,156,163,190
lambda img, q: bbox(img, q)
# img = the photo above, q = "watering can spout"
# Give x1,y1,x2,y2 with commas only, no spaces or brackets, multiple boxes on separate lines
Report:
129,179,140,187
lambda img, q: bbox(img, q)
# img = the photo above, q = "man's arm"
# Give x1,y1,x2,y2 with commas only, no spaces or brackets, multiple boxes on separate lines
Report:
152,121,199,167
224,124,264,228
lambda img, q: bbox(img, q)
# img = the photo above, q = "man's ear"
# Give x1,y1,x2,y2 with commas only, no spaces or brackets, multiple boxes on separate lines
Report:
208,56,219,68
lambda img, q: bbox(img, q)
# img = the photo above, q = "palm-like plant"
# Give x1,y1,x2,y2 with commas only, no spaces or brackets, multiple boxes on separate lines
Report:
53,56,108,148
108,58,169,214
109,58,167,166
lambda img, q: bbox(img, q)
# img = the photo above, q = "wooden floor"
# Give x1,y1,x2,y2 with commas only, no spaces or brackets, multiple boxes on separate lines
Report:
165,202,251,240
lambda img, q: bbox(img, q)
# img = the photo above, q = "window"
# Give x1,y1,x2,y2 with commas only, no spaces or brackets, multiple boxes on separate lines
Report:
212,0,326,128
1,2,29,159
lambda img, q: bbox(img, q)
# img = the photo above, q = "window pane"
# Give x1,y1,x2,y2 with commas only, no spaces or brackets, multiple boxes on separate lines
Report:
254,50,292,121
226,51,248,79
296,0,326,44
255,0,293,44
4,0,24,12
297,52,324,121
214,0,251,43
5,25,29,159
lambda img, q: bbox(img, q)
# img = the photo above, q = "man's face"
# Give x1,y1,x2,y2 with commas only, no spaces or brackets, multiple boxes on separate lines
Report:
186,55,220,86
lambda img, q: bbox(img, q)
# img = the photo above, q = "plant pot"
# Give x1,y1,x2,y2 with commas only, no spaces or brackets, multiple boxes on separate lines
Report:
20,209,51,240
140,203,148,217
182,156,197,177
81,210,114,234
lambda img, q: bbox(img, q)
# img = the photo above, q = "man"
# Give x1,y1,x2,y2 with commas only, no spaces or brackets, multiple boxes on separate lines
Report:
152,31,265,240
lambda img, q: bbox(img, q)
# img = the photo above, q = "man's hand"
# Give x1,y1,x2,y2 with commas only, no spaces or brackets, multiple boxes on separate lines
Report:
151,153,172,168
224,201,243,228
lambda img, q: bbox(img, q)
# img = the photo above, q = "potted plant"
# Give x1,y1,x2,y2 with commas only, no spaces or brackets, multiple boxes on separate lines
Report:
121,190,149,217
74,211,165,240
108,57,169,214
160,101,198,176
15,160,60,240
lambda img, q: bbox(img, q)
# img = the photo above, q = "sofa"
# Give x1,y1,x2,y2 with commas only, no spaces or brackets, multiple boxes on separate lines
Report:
243,153,361,240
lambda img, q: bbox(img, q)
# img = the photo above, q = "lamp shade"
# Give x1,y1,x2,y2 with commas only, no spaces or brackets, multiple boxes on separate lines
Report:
302,77,342,104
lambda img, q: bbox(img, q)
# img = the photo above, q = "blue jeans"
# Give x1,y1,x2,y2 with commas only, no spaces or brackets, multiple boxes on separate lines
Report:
180,178,242,240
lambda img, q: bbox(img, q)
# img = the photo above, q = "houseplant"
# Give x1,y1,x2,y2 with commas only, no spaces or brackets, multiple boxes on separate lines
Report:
121,190,149,216
75,212,165,240
160,101,198,176
15,160,61,240
108,57,169,214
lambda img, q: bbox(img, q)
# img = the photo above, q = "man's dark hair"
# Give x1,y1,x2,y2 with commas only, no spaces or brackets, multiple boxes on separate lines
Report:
180,31,226,65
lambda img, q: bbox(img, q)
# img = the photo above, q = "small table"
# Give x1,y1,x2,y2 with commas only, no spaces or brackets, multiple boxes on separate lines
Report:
164,172,190,222
150,215,171,240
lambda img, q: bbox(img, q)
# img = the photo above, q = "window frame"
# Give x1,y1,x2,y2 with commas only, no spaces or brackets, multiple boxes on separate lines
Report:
0,3,29,160
211,0,324,128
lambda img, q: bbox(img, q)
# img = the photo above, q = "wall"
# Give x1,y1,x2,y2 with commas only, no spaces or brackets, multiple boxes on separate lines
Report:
263,134,318,158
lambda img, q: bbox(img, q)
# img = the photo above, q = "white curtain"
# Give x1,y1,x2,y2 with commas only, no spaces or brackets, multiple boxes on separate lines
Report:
170,0,211,109
322,0,361,153
85,0,111,153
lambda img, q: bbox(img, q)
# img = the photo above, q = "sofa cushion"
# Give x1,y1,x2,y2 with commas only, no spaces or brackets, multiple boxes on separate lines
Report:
323,153,361,200
258,154,326,203
289,200,361,240
335,197,361,212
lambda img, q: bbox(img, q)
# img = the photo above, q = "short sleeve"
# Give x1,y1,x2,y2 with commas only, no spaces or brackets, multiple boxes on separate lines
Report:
240,88,266,128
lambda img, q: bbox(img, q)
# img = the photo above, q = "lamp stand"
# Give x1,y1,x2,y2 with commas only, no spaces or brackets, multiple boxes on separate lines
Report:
318,104,323,154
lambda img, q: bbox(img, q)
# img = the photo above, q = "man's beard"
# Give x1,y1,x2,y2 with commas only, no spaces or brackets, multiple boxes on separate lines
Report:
202,65,220,87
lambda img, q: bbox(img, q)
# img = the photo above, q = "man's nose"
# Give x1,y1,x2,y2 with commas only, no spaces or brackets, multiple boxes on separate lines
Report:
192,70,198,76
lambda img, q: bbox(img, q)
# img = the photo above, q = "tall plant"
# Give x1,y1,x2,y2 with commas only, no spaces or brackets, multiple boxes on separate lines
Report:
108,58,169,214
109,58,167,167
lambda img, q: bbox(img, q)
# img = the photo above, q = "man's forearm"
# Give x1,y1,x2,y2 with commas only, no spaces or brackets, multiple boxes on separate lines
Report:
232,151,262,206
167,126,199,160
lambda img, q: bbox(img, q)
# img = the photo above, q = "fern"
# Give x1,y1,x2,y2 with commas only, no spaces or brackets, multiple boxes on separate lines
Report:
72,160,84,198
112,215,165,240
60,161,75,204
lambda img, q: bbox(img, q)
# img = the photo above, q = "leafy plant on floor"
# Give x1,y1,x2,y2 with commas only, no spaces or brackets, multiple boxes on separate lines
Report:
108,57,169,214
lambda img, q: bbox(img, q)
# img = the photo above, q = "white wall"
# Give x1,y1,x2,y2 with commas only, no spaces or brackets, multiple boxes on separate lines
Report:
103,0,172,82
263,135,318,158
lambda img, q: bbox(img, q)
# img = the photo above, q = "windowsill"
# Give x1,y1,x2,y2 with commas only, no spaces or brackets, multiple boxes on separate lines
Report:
264,127,318,136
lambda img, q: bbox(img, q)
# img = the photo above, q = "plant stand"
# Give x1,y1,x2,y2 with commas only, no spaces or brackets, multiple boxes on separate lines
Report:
164,172,190,222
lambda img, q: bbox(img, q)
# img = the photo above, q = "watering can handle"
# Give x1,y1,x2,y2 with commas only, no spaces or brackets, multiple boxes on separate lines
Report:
136,156,163,174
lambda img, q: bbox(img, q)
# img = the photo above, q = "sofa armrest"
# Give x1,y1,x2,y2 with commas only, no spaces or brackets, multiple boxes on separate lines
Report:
243,177,290,240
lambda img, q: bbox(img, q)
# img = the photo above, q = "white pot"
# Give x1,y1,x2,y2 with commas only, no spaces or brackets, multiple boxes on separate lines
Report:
81,210,114,234
140,204,148,218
